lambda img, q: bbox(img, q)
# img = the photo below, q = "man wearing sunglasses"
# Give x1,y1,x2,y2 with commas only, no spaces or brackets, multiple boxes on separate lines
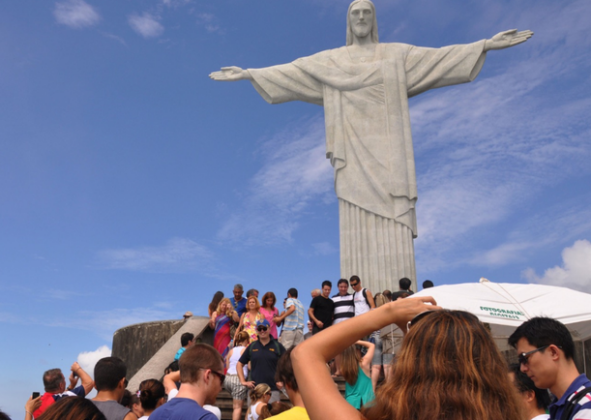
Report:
237,319,286,403
508,317,591,420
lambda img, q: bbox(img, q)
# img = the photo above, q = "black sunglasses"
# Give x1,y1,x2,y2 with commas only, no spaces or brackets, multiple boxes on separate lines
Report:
350,282,359,286
518,345,550,366
257,326,268,332
406,310,436,332
200,368,226,384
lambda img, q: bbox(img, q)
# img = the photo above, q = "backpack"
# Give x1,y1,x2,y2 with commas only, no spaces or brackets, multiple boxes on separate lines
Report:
561,386,591,420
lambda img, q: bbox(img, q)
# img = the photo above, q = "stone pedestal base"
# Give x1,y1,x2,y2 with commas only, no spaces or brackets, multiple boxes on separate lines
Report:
339,199,417,293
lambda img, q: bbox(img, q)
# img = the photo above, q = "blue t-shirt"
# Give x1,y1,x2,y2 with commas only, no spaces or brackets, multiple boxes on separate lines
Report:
549,374,591,420
230,297,247,318
175,347,186,361
150,398,217,420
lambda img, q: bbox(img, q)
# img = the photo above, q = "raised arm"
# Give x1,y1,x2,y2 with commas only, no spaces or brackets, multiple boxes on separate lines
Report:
357,340,375,376
292,297,440,420
163,370,181,395
484,29,533,51
71,362,94,395
209,66,253,82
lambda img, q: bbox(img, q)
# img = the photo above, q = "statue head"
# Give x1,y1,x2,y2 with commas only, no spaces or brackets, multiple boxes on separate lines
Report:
346,0,379,46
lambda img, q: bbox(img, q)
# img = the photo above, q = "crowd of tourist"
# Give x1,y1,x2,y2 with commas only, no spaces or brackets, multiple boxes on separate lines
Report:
6,276,591,420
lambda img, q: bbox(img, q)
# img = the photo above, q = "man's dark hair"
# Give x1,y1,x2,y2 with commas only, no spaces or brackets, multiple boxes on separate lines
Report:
383,290,392,301
509,363,551,410
399,277,412,290
321,280,332,289
508,317,575,360
94,357,127,391
0,410,12,420
288,288,298,298
337,278,349,287
349,275,360,284
179,343,223,384
246,289,259,297
422,280,434,289
181,333,194,347
43,368,64,392
166,360,180,373
275,347,298,392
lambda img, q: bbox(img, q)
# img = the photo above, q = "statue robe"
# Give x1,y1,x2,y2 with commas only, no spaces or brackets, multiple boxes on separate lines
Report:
249,41,486,291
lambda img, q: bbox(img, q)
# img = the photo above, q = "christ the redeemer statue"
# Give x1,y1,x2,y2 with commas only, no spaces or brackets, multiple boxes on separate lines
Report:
210,0,532,293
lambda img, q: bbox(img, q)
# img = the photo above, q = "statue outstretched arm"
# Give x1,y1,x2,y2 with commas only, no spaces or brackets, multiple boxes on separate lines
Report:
484,29,533,51
209,66,253,81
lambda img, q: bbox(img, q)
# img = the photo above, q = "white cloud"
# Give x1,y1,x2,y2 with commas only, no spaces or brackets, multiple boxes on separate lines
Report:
523,240,591,293
217,117,334,246
129,12,164,38
96,237,214,273
78,345,111,379
412,1,591,272
196,13,221,33
54,0,100,28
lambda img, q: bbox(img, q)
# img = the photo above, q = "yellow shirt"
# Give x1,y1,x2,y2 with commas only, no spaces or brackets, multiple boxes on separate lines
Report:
269,406,309,420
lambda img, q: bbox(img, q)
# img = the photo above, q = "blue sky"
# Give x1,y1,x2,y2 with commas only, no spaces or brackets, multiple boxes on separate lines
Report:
1,0,590,416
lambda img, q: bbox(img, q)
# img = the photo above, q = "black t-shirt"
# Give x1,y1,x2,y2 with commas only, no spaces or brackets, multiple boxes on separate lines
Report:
310,295,335,333
238,338,286,391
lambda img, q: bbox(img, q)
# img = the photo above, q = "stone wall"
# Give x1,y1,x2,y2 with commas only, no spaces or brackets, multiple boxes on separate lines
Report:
112,319,185,380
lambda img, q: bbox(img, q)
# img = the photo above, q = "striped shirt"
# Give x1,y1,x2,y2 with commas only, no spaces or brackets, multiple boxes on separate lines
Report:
550,374,591,420
332,293,355,324
283,298,304,331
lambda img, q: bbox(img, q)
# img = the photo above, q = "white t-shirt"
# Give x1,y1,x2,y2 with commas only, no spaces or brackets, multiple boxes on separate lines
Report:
353,288,371,316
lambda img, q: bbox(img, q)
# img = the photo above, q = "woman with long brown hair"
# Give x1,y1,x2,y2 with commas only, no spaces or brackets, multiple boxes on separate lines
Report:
341,340,374,409
292,297,525,420
208,291,225,317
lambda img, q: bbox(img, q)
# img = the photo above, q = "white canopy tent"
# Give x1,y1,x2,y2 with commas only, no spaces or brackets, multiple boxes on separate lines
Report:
384,279,591,371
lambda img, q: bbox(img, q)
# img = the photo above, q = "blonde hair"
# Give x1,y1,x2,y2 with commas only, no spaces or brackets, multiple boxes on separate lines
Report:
216,298,234,318
250,383,271,401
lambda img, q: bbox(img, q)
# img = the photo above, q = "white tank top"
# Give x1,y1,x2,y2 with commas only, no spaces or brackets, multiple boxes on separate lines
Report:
227,346,248,377
354,288,371,316
248,402,262,420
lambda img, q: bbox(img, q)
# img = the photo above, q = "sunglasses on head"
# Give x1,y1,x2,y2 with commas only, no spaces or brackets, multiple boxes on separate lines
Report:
406,310,436,332
257,326,268,332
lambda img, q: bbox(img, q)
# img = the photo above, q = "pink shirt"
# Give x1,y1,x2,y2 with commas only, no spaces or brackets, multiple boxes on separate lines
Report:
260,307,279,339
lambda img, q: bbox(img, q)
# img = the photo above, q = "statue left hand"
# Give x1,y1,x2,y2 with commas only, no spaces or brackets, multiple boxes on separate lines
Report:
485,29,533,51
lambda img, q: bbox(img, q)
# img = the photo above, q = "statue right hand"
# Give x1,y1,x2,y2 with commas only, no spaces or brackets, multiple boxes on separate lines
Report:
209,66,250,81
